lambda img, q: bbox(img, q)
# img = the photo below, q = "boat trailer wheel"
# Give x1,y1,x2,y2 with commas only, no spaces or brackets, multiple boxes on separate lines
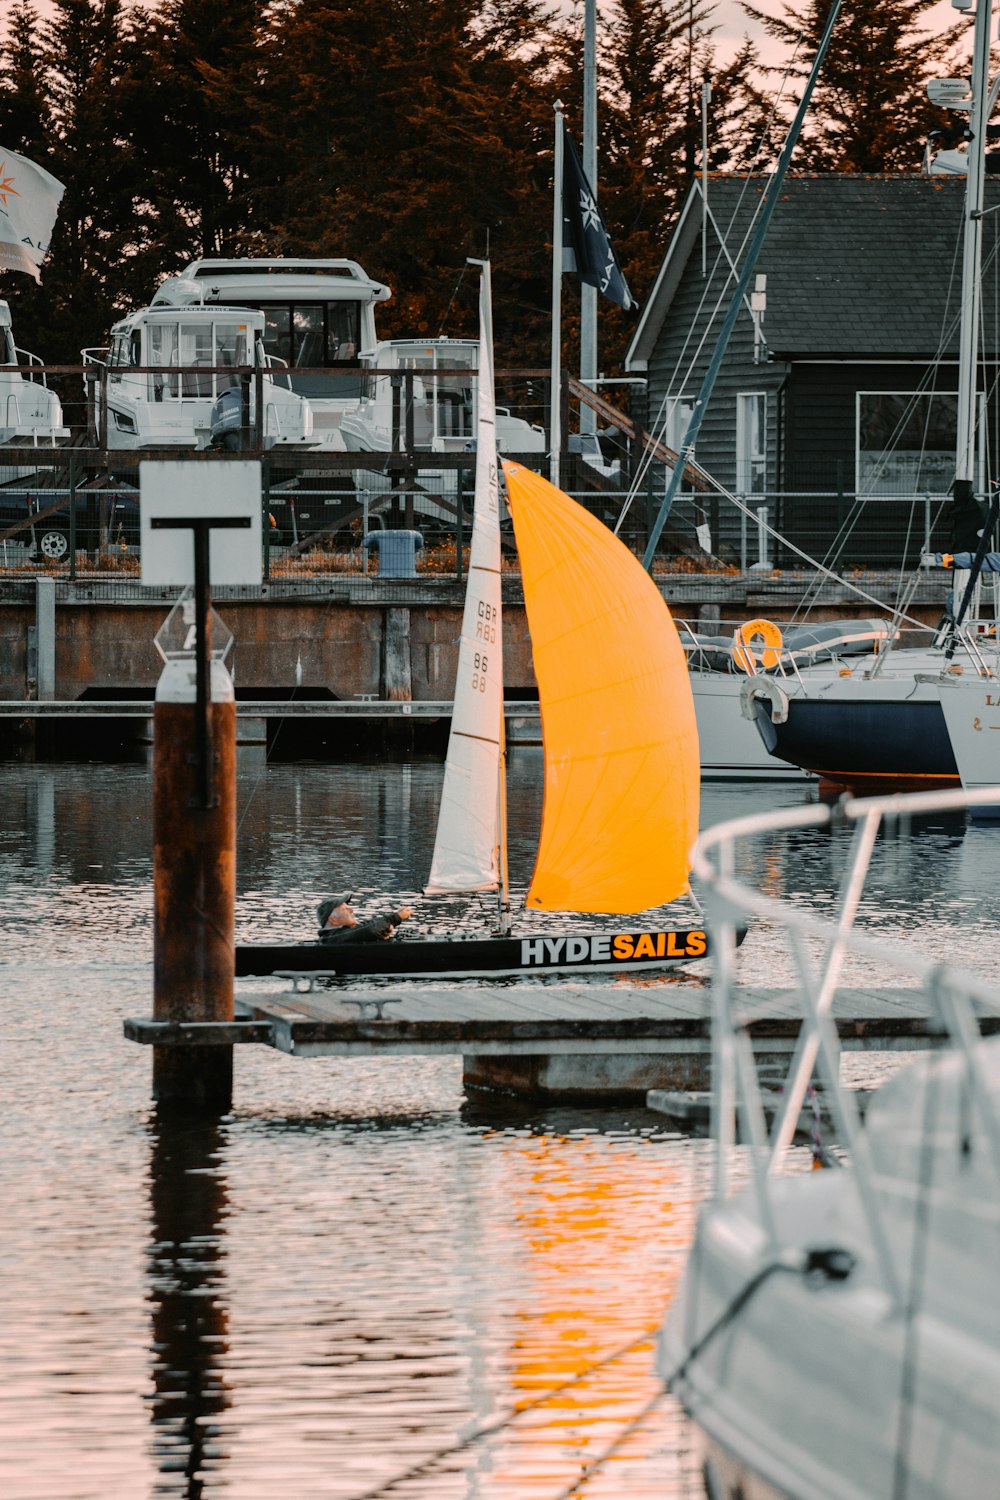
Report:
37,529,70,561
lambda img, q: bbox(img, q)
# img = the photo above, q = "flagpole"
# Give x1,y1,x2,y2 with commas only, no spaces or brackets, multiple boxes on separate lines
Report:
550,99,564,489
580,0,597,437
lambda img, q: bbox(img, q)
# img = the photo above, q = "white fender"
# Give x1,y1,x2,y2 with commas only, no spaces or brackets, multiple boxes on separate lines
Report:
739,675,789,724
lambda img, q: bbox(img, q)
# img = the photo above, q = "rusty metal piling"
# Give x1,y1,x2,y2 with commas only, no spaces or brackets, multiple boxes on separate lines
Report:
152,650,236,1110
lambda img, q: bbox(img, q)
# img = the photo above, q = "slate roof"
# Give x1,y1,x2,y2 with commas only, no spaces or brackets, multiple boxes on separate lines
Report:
627,173,1000,364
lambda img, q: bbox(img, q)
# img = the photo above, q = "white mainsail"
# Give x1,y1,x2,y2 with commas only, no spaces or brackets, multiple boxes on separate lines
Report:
426,262,504,893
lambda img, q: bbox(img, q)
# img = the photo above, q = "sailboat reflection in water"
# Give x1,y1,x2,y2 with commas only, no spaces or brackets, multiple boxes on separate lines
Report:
236,262,708,981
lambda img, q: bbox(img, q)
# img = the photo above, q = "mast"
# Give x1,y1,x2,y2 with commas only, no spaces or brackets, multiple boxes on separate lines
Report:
953,0,994,538
579,0,597,438
641,0,842,572
550,101,565,488
496,702,512,935
425,259,507,901
480,259,511,936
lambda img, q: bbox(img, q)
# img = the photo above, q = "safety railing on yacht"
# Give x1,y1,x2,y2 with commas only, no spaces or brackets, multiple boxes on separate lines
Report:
691,785,1000,1307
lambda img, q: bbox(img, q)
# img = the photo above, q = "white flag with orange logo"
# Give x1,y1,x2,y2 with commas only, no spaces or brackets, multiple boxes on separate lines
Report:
0,148,64,282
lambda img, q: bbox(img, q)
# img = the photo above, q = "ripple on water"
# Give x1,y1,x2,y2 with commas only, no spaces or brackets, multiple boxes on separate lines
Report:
2,763,999,1497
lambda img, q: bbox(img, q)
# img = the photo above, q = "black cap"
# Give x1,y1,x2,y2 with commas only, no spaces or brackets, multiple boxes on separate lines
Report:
317,894,353,927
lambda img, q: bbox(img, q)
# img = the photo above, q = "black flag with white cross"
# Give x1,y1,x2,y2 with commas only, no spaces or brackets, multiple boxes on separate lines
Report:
561,121,634,311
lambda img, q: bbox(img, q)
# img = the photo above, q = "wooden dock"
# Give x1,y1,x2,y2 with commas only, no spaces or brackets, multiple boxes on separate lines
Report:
124,980,1000,1101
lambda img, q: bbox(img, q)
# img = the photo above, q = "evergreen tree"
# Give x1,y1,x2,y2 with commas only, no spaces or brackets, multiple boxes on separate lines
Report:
127,0,267,275
0,0,52,160
741,0,963,172
0,0,138,371
246,0,554,363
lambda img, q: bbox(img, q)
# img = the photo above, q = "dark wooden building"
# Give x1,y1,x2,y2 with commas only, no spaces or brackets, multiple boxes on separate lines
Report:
626,174,1000,569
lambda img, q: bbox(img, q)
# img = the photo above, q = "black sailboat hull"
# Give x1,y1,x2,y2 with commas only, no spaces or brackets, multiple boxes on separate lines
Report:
236,927,712,980
751,695,959,793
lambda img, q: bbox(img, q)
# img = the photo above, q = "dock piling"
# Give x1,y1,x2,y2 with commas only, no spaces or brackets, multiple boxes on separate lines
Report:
149,514,244,1112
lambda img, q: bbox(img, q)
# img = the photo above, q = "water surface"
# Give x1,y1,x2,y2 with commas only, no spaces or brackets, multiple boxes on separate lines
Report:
3,760,998,1499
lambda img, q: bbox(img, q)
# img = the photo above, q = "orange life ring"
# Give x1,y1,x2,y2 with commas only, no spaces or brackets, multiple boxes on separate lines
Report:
732,618,784,674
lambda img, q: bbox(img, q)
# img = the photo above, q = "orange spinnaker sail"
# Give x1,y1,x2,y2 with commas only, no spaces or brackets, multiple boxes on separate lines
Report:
503,460,699,913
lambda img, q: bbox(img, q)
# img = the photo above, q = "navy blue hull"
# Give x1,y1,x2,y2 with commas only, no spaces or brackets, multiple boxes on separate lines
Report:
753,696,959,791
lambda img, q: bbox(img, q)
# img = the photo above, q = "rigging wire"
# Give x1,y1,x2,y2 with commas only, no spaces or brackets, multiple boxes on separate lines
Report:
346,1325,659,1499
437,262,471,339
791,218,968,622
548,1388,668,1500
617,38,806,532
348,1235,817,1500
690,464,943,634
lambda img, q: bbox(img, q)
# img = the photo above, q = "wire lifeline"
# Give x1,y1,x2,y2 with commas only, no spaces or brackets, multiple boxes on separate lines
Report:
549,1387,668,1500
346,1325,659,1500
352,1255,802,1500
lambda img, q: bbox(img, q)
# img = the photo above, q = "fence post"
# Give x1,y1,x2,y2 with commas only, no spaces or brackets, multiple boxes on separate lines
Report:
68,452,78,580
253,366,263,449
262,457,271,582
751,505,770,571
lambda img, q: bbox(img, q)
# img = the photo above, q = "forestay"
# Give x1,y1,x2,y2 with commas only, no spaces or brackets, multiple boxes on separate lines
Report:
503,461,699,914
425,266,504,893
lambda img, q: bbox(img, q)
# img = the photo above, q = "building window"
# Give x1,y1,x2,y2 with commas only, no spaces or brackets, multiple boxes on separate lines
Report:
736,392,767,494
856,391,978,495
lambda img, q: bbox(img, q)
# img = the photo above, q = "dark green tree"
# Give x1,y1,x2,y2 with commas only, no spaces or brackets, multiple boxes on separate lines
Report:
741,0,963,171
0,0,53,160
0,0,139,374
244,0,555,362
126,0,267,276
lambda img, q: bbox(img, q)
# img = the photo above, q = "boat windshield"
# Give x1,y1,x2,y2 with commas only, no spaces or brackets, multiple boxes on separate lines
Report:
240,299,363,400
140,319,253,401
394,343,475,444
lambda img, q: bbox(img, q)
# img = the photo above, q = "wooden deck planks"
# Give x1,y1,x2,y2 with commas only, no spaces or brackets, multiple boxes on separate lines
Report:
228,982,1000,1058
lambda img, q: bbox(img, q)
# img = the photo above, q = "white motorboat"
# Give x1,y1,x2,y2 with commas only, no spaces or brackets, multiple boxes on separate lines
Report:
340,335,546,457
147,256,390,448
0,299,67,450
661,781,1000,1500
82,304,315,451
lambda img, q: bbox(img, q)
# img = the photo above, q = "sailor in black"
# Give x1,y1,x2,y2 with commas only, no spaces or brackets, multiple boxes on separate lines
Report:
316,894,413,945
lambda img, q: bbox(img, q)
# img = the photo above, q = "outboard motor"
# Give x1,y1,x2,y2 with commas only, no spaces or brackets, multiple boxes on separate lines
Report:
208,382,248,451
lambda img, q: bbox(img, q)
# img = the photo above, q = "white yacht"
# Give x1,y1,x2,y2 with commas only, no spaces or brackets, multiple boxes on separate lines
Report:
0,298,68,451
937,661,1000,814
340,336,546,456
744,2,998,794
147,257,390,447
661,782,1000,1500
82,304,315,451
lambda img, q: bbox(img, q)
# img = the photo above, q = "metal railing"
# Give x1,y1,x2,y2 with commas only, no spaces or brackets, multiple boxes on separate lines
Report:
0,358,976,580
692,785,1000,1308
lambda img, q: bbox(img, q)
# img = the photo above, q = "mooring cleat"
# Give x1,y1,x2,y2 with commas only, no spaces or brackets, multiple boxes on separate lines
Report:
275,969,340,994
337,996,403,1020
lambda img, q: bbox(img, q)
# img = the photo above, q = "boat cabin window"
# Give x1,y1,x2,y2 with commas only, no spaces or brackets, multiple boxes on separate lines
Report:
107,330,133,384
146,319,253,401
395,344,475,446
241,299,363,400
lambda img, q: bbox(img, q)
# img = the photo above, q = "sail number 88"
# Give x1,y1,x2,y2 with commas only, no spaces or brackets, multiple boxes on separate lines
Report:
472,652,489,692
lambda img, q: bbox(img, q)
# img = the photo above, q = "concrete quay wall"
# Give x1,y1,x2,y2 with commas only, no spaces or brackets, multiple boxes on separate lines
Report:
0,573,948,703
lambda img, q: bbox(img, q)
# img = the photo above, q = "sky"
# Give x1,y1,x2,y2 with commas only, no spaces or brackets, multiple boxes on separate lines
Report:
706,0,972,70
